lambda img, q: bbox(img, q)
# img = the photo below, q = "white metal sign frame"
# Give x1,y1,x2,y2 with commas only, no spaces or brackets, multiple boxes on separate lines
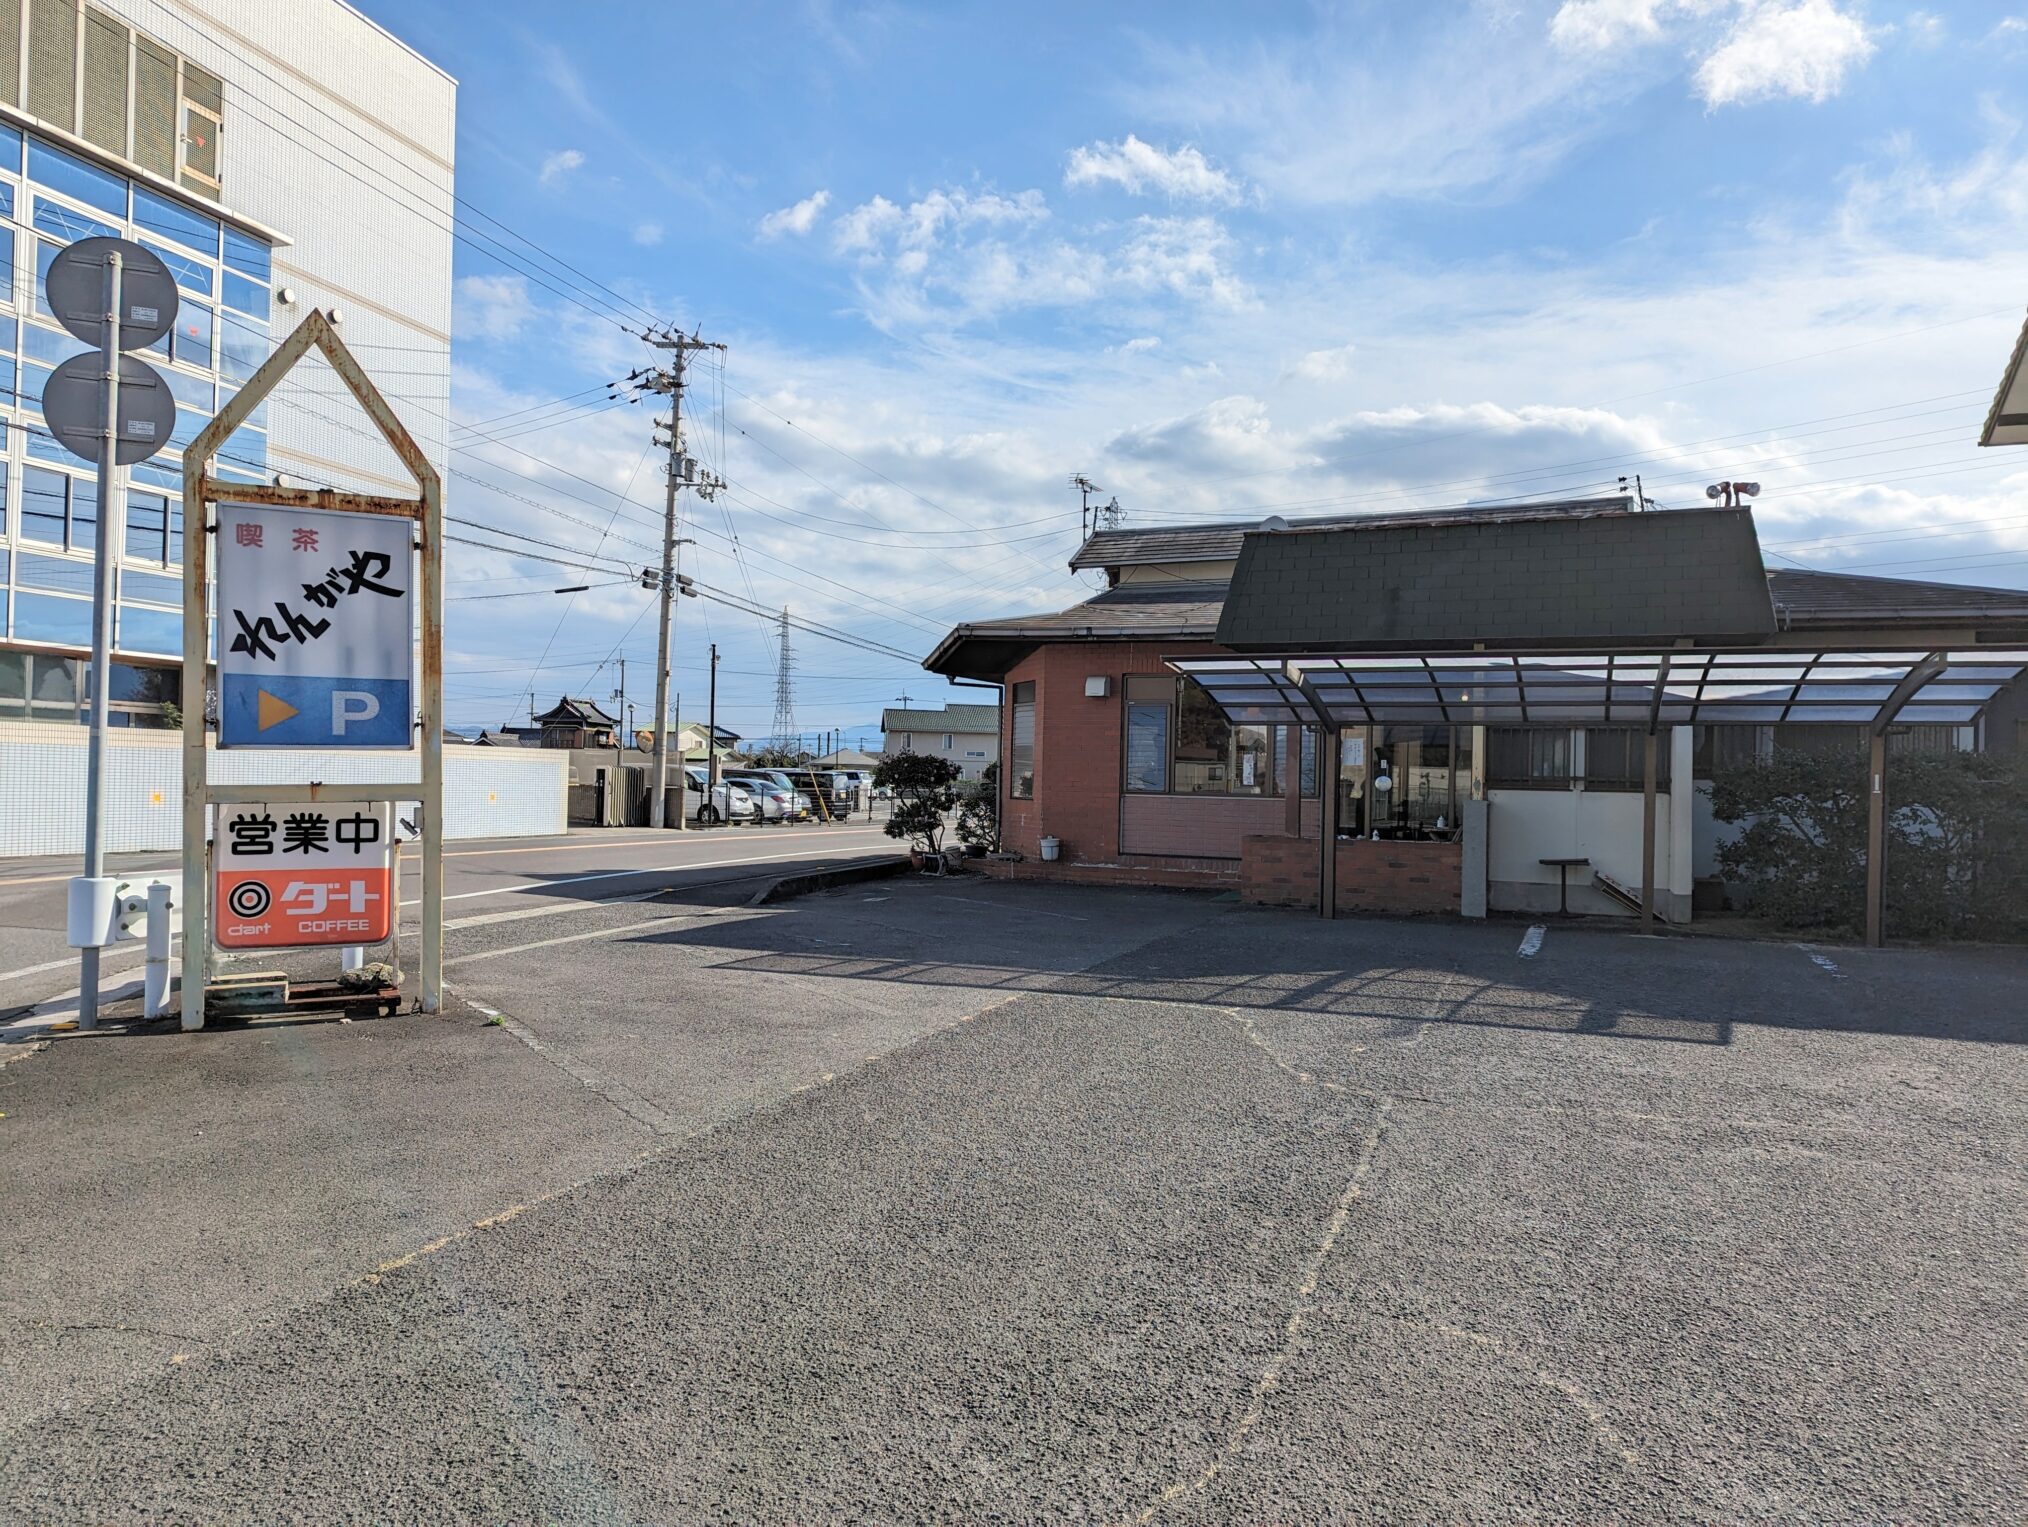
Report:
180,311,444,1029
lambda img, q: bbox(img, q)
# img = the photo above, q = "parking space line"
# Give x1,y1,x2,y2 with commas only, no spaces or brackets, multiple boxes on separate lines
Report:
1518,925,1546,958
1796,945,1847,979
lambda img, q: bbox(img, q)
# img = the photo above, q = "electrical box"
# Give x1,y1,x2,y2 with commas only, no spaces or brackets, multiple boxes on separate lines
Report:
1084,675,1112,698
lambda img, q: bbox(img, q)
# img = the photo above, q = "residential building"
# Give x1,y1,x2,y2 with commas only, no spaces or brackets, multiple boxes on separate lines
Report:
881,702,997,780
675,719,740,763
528,696,617,750
925,497,2028,922
0,0,454,729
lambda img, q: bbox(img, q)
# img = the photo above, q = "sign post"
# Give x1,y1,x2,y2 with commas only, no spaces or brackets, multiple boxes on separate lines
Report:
180,311,443,1029
46,237,181,1028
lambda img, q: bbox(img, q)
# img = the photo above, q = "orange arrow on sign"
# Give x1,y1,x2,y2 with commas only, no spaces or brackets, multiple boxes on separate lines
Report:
257,690,300,731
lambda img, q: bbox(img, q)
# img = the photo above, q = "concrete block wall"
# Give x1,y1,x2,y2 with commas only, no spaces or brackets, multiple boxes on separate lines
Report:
0,723,566,855
1241,835,1463,917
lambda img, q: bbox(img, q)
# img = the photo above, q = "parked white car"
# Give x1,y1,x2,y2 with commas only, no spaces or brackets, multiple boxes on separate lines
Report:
684,767,753,826
721,769,800,823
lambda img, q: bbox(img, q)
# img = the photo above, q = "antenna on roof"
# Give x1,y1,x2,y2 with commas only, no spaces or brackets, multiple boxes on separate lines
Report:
1071,474,1102,540
1617,474,1654,511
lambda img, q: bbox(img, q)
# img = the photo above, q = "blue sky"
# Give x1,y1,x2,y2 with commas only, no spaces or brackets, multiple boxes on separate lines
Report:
356,0,2028,744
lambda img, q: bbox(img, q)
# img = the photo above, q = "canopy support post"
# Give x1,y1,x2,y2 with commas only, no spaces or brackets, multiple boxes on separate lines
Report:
1640,655,1672,931
1865,651,1947,948
1288,666,1338,921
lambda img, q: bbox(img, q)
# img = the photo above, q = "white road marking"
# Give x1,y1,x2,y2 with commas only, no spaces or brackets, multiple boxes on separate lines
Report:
398,844,894,907
443,910,708,967
1796,945,1847,979
1517,925,1546,959
0,947,147,988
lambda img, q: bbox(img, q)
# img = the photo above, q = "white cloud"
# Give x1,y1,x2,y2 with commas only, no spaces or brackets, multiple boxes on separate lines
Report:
1284,343,1358,383
1114,216,1251,308
453,274,535,341
1549,0,1679,50
538,148,585,188
1695,0,1875,107
1063,135,1242,202
758,189,833,240
1902,11,1945,47
1113,336,1162,355
632,221,664,247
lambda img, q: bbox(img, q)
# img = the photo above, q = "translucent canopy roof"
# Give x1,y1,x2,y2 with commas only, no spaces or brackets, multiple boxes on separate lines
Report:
1169,651,2028,730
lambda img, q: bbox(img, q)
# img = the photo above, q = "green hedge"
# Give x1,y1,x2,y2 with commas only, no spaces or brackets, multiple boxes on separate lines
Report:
1710,747,2028,940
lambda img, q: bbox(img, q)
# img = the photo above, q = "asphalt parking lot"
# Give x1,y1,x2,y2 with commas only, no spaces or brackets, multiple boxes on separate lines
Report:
2,878,2024,1523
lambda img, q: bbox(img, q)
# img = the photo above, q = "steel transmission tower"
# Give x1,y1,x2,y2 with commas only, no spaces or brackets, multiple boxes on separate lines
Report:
770,608,798,749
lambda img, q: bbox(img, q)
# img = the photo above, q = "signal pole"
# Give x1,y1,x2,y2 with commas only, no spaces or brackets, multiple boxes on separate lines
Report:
638,327,725,828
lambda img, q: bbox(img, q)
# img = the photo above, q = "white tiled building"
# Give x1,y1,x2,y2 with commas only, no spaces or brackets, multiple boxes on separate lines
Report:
0,0,453,730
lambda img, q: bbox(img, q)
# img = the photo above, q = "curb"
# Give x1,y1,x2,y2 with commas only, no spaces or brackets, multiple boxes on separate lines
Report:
747,856,910,907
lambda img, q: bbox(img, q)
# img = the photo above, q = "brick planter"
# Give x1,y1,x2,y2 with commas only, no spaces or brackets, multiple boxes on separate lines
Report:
1241,834,1462,916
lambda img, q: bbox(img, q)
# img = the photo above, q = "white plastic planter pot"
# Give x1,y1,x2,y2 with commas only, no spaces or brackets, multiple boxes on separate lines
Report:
1040,836,1061,862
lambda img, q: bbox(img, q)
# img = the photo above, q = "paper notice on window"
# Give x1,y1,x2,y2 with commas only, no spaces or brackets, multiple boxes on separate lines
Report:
1242,753,1256,786
1344,736,1365,767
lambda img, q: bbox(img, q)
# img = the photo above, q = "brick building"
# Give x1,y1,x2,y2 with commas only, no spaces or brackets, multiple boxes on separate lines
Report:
925,497,2028,928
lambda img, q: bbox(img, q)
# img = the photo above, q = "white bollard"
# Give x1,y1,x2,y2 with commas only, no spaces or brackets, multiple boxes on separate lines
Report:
340,946,366,974
144,881,174,1018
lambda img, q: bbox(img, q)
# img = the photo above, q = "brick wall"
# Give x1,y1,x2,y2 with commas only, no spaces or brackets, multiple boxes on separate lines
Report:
1241,834,1462,917
998,639,1234,866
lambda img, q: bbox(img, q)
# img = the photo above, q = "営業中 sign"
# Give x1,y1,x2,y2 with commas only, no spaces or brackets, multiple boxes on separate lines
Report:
212,801,394,949
216,504,413,748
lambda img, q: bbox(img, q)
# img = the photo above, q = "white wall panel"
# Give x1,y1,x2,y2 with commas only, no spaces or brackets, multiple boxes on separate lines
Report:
0,724,564,853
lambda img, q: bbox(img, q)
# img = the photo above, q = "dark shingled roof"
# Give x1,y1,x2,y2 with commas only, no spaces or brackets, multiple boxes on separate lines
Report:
1215,507,1776,651
1769,568,2028,624
924,581,1226,678
1069,495,1634,572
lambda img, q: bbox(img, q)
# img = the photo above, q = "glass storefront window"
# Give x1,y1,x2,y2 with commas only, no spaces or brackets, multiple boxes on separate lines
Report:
1336,725,1474,836
1486,728,1571,788
116,604,181,655
143,237,215,296
222,269,266,320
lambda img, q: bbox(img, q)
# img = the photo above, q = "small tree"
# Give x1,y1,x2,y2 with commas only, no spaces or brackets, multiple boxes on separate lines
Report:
748,744,812,769
874,750,960,853
958,762,1000,852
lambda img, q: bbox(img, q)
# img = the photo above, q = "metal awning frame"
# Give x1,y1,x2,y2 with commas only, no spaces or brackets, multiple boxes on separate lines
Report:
1169,644,2028,946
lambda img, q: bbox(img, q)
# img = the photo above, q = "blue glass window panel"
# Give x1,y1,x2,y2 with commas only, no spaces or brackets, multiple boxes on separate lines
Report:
143,238,214,297
0,319,15,352
17,550,93,594
226,426,266,474
14,592,93,647
22,322,87,368
172,301,213,369
132,460,181,491
21,466,66,543
169,501,183,565
222,269,266,320
218,383,267,432
28,142,127,219
126,494,171,564
25,420,74,464
26,367,62,423
121,568,180,603
132,186,219,258
71,475,97,552
223,228,270,282
213,459,264,485
169,407,210,452
220,311,265,383
0,183,11,217
117,605,182,655
0,356,14,408
33,198,121,246
158,365,214,415
0,124,22,175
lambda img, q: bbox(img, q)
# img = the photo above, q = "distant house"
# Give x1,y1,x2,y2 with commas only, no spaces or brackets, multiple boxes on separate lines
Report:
473,727,541,748
819,747,883,771
676,720,742,763
529,697,620,750
881,703,1000,781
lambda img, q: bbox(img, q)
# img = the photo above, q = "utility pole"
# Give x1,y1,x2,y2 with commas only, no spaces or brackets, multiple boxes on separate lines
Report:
706,643,720,799
637,326,725,829
611,656,627,748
